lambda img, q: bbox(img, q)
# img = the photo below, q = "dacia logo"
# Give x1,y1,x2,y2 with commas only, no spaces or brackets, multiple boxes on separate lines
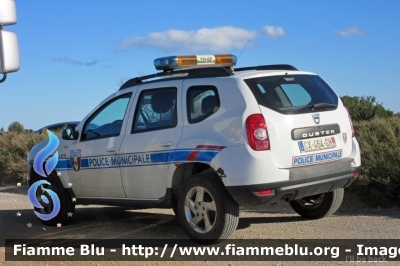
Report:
312,113,320,124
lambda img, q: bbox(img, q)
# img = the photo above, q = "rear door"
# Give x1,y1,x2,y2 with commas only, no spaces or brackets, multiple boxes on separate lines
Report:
119,81,184,199
244,73,353,168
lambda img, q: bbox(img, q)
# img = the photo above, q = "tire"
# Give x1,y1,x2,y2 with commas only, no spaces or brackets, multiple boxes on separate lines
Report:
172,206,178,216
29,172,75,226
289,188,344,219
171,193,178,217
177,172,239,244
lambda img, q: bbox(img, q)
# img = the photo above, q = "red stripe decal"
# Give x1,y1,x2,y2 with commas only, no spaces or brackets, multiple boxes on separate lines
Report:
196,145,226,150
186,151,201,161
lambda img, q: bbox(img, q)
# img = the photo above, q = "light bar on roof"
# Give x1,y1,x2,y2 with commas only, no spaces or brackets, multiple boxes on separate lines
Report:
154,54,237,70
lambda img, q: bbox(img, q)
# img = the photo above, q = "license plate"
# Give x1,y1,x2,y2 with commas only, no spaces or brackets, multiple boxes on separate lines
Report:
298,136,336,153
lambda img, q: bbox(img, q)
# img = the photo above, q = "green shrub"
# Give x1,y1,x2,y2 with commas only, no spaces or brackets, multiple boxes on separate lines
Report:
341,96,394,121
351,116,400,207
8,121,25,134
0,123,65,185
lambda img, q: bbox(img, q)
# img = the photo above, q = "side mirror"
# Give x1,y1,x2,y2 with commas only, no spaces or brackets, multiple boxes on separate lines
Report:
0,0,19,82
0,30,19,73
62,127,79,140
0,0,17,25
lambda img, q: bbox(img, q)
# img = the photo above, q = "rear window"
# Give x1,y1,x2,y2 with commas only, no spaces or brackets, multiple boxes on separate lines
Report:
244,75,338,114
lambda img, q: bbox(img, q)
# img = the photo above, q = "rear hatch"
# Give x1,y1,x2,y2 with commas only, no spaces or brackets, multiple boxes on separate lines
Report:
244,73,353,168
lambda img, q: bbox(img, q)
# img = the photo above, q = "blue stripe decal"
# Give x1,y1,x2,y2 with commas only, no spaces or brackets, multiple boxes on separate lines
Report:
150,151,174,163
195,151,220,162
56,159,72,169
171,151,192,162
55,148,224,171
81,158,89,167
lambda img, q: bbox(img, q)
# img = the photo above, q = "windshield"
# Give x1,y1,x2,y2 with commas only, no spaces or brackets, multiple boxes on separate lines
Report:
244,74,338,114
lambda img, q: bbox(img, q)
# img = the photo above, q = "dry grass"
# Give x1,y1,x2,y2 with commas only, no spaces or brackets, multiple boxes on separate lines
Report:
351,116,400,206
0,126,64,185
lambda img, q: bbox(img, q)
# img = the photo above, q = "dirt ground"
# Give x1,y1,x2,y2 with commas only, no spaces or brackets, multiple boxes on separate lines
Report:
1,185,399,266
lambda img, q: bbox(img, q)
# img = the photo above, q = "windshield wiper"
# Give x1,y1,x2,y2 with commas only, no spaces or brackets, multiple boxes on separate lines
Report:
310,103,337,110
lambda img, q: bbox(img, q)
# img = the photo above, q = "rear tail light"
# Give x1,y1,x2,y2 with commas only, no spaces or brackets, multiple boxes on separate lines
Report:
344,106,355,138
245,114,270,150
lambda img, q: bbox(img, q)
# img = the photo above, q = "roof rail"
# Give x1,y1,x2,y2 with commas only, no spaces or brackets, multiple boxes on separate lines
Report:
119,64,298,90
235,64,298,72
119,67,233,90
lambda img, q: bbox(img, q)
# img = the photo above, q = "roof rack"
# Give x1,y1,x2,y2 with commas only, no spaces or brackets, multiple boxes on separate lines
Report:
119,67,233,90
119,64,298,90
235,64,298,72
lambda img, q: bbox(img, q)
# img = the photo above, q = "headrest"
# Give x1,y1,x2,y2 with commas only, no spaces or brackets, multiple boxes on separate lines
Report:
151,91,174,114
201,95,216,114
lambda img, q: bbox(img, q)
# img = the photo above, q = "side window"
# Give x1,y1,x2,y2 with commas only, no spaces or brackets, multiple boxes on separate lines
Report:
187,86,220,124
82,93,132,140
132,88,177,132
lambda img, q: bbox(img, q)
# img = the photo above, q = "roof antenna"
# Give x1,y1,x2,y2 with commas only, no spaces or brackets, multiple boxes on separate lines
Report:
238,39,251,60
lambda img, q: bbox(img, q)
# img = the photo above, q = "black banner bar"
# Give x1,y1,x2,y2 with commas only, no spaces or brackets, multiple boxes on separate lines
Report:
5,239,400,261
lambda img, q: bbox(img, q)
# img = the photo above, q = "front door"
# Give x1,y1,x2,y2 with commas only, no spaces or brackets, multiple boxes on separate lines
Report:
67,93,133,198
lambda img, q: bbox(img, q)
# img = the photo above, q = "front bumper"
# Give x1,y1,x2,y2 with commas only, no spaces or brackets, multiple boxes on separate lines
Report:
226,158,360,206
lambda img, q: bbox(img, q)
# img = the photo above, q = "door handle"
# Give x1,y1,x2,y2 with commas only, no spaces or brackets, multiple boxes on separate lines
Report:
159,142,174,147
106,148,118,154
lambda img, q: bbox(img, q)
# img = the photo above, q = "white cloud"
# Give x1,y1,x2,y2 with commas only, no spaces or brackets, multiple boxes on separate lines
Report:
52,57,83,65
85,59,98,66
333,27,367,37
118,26,257,52
262,25,285,38
52,57,99,66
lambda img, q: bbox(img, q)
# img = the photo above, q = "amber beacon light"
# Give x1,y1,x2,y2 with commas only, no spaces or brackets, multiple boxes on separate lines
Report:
154,54,237,71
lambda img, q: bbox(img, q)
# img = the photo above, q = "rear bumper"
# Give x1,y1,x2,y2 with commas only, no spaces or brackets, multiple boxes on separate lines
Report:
226,158,360,206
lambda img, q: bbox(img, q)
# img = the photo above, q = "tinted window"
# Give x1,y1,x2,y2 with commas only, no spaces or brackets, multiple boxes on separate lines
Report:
244,75,338,114
187,86,220,123
280,84,312,106
82,94,132,140
132,88,177,132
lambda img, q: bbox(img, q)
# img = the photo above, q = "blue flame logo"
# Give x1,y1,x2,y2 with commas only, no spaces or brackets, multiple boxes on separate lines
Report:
28,180,60,220
29,130,61,221
33,130,59,177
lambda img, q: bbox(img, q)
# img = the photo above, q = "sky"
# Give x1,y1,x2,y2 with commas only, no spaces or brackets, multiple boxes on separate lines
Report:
0,0,399,130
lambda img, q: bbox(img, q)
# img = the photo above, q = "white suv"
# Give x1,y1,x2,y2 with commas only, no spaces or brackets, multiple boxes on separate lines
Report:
27,54,361,244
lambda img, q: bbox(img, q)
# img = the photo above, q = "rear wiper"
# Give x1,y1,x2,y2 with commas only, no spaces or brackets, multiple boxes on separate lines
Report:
310,103,337,110
290,103,337,113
